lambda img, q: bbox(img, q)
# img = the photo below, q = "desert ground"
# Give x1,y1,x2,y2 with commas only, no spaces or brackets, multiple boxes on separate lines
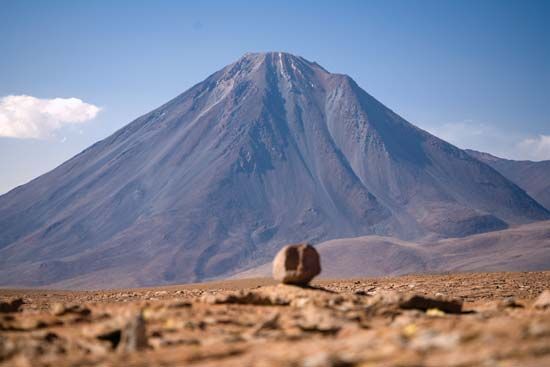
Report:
1,271,550,366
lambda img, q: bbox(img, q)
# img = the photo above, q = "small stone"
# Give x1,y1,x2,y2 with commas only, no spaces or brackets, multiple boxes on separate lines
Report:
533,290,550,310
272,243,321,286
500,297,523,308
297,306,343,334
94,312,148,352
168,301,192,309
51,303,91,316
402,323,417,338
292,297,311,308
426,308,446,317
51,303,65,316
249,312,280,336
399,294,463,314
0,298,24,313
528,321,550,337
119,313,148,352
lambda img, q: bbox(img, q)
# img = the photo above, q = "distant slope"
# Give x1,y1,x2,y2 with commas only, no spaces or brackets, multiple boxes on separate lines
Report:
466,149,550,210
234,221,550,279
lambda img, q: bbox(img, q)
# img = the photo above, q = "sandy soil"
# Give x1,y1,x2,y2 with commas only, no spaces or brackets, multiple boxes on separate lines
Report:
1,271,550,366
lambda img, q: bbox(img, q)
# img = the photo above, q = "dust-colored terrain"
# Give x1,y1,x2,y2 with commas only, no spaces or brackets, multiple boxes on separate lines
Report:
1,272,550,366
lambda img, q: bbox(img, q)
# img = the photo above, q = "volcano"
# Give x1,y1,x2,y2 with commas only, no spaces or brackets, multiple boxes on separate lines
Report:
0,52,547,288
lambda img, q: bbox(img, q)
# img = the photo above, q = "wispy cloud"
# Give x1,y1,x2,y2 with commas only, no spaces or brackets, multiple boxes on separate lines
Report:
517,135,550,161
0,95,101,139
421,120,550,161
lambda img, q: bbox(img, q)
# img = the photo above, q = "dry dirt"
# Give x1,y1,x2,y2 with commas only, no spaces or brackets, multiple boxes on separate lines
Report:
1,271,550,366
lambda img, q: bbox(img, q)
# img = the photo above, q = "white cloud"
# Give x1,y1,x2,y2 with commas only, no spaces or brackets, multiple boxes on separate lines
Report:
424,121,502,146
420,120,550,161
421,120,515,155
0,95,101,139
517,135,550,161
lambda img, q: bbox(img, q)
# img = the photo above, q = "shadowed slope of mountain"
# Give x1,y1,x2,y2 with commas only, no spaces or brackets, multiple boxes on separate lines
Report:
466,149,550,210
234,220,550,279
0,52,548,288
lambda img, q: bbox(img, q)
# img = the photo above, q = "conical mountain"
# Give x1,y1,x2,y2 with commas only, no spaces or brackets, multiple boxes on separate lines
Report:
0,52,547,288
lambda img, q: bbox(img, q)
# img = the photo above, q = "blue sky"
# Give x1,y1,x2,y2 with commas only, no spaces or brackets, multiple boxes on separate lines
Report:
1,0,549,194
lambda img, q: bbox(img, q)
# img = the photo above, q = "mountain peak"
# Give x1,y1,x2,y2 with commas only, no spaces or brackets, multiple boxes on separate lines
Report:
239,51,308,63
227,51,330,80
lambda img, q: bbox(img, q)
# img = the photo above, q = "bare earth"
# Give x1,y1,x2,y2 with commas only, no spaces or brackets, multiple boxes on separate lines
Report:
1,271,550,366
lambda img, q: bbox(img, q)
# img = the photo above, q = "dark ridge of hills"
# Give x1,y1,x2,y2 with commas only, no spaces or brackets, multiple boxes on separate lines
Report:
234,220,550,280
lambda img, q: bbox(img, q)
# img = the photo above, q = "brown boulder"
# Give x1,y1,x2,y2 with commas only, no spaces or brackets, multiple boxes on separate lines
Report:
272,243,321,285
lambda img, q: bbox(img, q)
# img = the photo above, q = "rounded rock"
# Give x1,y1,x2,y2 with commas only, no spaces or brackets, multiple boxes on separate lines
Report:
272,243,321,285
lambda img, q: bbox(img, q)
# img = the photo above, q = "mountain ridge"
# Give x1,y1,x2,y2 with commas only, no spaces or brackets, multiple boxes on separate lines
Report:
465,149,550,210
233,220,550,281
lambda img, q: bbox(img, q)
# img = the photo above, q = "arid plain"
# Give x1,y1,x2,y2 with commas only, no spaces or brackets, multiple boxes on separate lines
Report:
1,271,550,366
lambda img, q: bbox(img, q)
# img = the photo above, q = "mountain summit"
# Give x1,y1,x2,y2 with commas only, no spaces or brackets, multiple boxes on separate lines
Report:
0,52,547,288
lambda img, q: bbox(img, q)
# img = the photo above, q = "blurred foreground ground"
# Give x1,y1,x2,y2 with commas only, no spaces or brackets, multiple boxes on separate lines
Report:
1,271,550,366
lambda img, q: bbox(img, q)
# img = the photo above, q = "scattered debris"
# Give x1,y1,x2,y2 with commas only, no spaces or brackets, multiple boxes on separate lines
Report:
0,271,549,366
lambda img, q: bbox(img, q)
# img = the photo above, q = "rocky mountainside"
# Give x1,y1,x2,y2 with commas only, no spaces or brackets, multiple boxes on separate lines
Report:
0,52,548,288
466,149,550,210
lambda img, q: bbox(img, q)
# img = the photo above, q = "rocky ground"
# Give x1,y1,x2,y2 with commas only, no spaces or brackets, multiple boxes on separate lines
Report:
1,271,550,366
